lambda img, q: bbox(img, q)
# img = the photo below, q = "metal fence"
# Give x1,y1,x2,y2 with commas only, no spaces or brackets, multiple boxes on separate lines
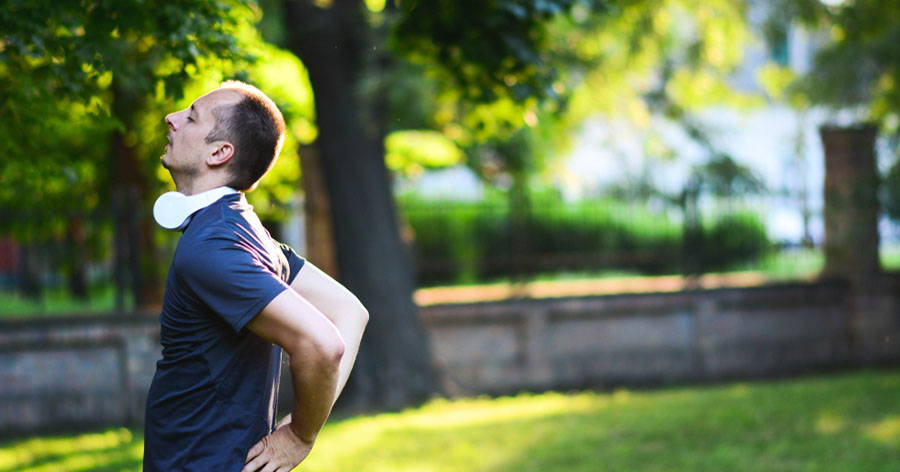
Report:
0,192,831,310
398,193,825,287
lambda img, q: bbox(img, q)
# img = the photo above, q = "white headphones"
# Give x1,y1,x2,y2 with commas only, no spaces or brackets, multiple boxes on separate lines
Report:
153,186,239,231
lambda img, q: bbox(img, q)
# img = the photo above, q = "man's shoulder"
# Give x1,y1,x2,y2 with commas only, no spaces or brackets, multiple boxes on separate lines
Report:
191,194,248,229
176,221,235,259
179,197,256,245
173,219,243,272
175,203,276,269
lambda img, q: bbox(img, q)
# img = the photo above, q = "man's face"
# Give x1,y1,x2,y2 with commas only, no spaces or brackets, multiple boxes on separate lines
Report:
161,88,241,174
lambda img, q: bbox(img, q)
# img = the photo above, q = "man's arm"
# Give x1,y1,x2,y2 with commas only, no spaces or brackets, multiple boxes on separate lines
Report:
241,288,346,472
290,262,368,402
272,262,369,430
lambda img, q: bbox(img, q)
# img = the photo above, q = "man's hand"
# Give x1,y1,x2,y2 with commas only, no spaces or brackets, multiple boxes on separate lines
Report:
242,424,313,472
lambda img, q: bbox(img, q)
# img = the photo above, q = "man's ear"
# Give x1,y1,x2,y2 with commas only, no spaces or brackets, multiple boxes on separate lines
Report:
207,142,234,167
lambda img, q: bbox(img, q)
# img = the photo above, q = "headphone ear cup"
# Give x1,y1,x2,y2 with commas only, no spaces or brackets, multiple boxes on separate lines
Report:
154,191,190,230
153,187,239,231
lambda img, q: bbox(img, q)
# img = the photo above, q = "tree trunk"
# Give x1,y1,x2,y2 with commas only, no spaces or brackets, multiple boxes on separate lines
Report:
794,113,814,248
509,170,531,295
284,0,436,409
17,242,42,300
66,216,89,300
681,175,703,283
298,143,339,278
111,185,129,313
110,81,162,311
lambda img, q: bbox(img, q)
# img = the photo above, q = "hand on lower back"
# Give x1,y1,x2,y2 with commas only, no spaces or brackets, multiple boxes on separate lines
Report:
241,424,312,472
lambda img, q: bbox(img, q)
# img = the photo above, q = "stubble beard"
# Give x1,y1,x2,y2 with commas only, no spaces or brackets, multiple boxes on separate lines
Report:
162,149,204,190
161,139,172,170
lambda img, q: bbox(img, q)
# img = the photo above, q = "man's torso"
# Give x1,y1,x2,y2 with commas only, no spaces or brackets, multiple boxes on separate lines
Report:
143,194,296,471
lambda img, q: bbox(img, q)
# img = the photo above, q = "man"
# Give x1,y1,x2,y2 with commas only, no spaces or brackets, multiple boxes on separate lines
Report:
143,81,368,471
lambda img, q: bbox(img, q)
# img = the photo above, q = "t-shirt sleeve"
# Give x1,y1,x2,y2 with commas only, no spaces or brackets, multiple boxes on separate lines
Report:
179,236,291,333
277,241,306,284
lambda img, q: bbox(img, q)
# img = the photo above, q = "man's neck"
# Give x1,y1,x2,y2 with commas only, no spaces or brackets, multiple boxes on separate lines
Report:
173,174,231,196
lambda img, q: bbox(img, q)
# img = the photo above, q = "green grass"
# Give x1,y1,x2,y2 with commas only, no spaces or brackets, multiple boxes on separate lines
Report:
0,285,124,318
2,369,899,471
882,245,900,271
744,247,823,280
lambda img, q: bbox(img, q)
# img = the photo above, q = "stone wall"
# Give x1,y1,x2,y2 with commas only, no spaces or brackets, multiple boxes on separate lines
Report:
2,277,900,435
421,279,894,395
0,317,158,436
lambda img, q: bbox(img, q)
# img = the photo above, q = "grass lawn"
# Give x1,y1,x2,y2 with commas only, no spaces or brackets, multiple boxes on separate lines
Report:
2,369,899,471
0,285,126,318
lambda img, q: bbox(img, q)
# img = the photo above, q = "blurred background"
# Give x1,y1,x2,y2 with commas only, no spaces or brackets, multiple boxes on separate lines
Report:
1,0,900,470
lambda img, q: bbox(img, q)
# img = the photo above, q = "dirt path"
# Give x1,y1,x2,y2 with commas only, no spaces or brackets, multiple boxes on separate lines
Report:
414,272,815,306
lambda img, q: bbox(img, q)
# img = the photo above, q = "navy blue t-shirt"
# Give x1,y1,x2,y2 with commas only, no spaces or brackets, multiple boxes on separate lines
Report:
143,193,305,471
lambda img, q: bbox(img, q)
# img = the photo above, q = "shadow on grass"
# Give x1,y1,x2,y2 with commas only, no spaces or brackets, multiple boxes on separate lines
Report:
479,370,900,472
0,428,143,472
2,370,899,472
301,369,900,472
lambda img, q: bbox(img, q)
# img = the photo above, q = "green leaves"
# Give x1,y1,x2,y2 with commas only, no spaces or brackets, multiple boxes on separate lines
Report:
393,0,605,104
0,0,245,105
386,130,465,177
392,0,755,194
692,153,766,198
767,0,900,122
0,0,252,242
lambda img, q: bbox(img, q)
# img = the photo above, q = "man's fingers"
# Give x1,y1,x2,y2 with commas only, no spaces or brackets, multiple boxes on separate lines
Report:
260,462,280,472
241,453,267,472
245,438,266,463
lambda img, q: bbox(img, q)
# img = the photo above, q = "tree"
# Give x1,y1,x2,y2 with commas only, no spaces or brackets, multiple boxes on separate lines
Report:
402,0,756,283
283,0,435,409
766,0,900,120
764,0,898,268
279,0,608,408
1,1,312,308
399,0,754,194
0,0,244,307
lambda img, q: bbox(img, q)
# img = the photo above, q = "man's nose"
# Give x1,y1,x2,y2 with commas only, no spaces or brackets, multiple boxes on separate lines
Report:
165,113,177,132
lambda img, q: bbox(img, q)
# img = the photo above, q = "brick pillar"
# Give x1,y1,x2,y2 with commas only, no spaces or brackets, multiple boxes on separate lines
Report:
820,125,881,282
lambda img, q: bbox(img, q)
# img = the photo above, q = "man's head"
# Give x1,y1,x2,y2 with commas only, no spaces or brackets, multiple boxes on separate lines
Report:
162,81,286,192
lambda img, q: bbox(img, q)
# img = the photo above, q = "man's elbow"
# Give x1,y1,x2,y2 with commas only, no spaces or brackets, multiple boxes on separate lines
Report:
324,334,346,365
289,332,345,367
356,306,370,327
317,332,345,366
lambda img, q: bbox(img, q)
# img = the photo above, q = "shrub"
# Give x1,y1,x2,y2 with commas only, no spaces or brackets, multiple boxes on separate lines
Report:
701,211,771,271
397,193,770,286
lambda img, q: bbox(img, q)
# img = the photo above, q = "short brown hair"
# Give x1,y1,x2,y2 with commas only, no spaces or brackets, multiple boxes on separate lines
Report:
206,81,286,191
